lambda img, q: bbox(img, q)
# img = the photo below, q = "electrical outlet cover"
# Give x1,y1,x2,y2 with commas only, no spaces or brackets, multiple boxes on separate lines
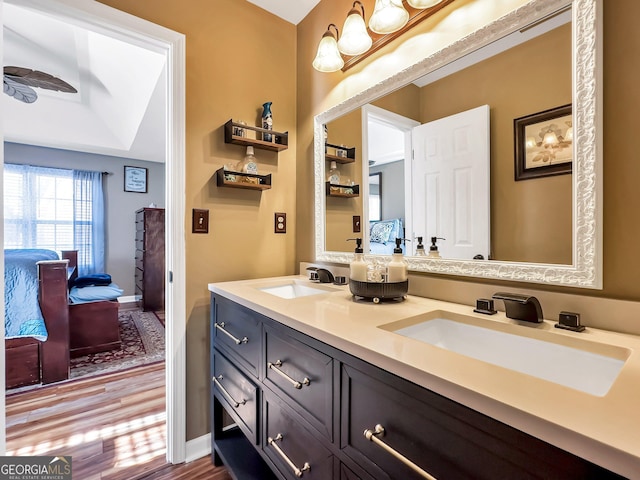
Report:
275,212,286,233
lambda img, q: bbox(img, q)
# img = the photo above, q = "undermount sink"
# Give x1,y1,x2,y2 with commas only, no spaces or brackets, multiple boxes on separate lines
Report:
380,311,629,397
258,281,337,299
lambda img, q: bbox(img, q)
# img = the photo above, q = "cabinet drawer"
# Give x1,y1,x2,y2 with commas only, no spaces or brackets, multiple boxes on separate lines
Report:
341,363,621,480
263,391,334,480
264,324,334,441
212,348,259,444
212,295,261,378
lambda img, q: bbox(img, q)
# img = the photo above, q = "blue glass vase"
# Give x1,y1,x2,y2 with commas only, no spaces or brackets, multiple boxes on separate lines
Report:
262,102,273,142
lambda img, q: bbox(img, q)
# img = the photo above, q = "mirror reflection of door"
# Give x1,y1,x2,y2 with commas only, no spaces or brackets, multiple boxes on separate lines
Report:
368,173,381,222
411,105,491,260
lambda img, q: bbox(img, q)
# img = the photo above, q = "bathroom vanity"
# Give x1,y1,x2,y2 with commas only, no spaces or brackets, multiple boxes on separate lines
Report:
209,276,639,479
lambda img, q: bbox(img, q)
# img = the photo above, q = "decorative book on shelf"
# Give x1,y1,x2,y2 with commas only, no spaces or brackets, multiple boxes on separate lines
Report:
325,142,355,163
224,119,288,152
216,168,272,191
325,181,359,197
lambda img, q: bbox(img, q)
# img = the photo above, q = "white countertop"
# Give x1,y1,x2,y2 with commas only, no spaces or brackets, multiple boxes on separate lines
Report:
209,275,640,478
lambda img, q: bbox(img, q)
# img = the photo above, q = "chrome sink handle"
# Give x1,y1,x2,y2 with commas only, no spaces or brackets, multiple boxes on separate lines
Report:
267,360,310,389
214,321,249,345
363,424,437,480
267,433,310,477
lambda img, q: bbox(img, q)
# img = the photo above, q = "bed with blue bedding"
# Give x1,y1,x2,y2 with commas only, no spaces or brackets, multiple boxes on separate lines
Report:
4,249,59,342
5,249,71,389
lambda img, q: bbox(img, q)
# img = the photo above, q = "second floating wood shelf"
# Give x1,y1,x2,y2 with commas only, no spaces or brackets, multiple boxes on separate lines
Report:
326,182,359,197
325,142,355,164
216,168,272,191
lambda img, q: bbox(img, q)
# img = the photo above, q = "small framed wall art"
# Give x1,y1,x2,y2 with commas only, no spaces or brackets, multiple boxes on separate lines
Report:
514,104,572,181
124,165,148,193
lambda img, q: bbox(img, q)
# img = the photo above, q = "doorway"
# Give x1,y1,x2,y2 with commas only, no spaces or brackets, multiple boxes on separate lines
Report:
0,0,186,464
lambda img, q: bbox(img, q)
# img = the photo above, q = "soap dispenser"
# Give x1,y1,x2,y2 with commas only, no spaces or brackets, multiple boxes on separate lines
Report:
415,236,426,256
237,146,258,174
387,238,408,282
429,237,445,259
348,238,367,282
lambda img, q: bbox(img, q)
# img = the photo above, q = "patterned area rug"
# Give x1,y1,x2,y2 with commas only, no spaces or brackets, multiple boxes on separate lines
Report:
69,309,165,380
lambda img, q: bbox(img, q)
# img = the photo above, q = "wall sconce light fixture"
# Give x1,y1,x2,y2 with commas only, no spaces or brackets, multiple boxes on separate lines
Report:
312,0,455,73
338,1,372,56
312,24,344,72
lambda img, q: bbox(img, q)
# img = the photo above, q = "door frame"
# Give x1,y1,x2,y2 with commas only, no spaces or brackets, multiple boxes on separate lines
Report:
361,104,419,249
0,0,187,464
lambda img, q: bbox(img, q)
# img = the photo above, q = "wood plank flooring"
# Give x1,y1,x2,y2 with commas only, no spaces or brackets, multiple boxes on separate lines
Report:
6,362,231,480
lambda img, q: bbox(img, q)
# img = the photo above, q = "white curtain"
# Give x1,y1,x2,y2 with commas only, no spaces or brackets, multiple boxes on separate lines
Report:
4,164,105,275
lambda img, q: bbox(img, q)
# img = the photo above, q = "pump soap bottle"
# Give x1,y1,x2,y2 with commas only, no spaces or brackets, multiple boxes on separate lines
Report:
348,238,367,282
387,238,408,282
429,237,445,259
415,236,426,256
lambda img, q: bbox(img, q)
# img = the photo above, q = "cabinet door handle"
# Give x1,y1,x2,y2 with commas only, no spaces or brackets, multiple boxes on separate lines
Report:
267,360,310,389
212,375,246,408
363,424,437,480
267,433,311,477
215,322,248,345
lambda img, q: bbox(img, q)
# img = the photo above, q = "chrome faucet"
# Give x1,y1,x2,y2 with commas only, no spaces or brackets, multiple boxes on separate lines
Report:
492,292,543,323
306,267,335,284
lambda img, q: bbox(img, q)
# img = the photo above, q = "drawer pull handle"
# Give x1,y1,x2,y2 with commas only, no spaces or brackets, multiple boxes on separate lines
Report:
267,360,310,389
215,322,248,345
267,433,310,477
364,424,437,480
212,375,246,408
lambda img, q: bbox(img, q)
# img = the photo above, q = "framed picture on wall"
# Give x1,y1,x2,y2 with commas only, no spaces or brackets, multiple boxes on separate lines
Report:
514,104,572,181
124,166,148,193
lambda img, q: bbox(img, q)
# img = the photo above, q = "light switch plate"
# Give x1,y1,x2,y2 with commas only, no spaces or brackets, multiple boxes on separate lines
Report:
192,209,209,234
353,215,361,233
275,212,286,233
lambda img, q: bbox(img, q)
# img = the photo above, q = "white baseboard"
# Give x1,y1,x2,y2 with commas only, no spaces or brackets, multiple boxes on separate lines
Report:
185,433,211,463
117,295,138,304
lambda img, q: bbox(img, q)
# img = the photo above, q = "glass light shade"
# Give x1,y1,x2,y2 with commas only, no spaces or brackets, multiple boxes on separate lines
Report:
543,131,559,146
369,0,409,34
564,126,573,142
338,10,372,56
525,136,537,149
407,0,444,8
312,27,344,72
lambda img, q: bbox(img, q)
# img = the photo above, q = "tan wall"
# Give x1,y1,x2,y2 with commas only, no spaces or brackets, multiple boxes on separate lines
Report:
99,0,297,440
298,0,640,312
418,24,572,264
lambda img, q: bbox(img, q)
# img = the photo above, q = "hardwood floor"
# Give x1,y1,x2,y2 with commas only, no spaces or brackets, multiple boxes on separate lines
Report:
5,362,231,480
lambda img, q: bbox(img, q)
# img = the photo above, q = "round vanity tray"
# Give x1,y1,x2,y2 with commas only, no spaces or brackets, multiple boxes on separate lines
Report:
349,279,408,303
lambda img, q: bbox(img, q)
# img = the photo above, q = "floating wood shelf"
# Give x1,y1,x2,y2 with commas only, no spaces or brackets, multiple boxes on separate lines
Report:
325,142,356,164
216,168,272,191
224,119,288,152
326,182,359,198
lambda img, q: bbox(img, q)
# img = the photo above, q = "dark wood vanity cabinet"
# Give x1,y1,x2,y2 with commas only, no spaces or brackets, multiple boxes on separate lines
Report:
210,294,625,480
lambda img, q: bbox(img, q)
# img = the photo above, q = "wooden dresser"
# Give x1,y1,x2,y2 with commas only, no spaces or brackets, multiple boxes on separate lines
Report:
135,207,165,311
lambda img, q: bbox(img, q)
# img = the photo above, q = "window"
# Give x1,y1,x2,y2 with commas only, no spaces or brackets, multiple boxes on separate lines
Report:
4,164,105,275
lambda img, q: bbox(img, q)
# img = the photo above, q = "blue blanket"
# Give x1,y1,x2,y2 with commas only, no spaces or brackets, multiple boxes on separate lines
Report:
4,249,59,341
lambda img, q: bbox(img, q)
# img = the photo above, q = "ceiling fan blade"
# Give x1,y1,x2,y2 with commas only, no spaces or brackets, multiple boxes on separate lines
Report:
4,66,77,93
3,76,38,103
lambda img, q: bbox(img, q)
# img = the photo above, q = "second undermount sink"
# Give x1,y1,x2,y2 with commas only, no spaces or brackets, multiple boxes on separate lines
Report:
380,311,629,397
258,280,337,299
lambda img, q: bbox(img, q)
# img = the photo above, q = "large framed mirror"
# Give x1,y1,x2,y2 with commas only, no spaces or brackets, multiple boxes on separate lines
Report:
314,0,602,289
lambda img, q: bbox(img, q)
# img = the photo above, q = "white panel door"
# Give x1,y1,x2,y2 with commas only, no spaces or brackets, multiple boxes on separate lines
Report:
411,105,490,260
